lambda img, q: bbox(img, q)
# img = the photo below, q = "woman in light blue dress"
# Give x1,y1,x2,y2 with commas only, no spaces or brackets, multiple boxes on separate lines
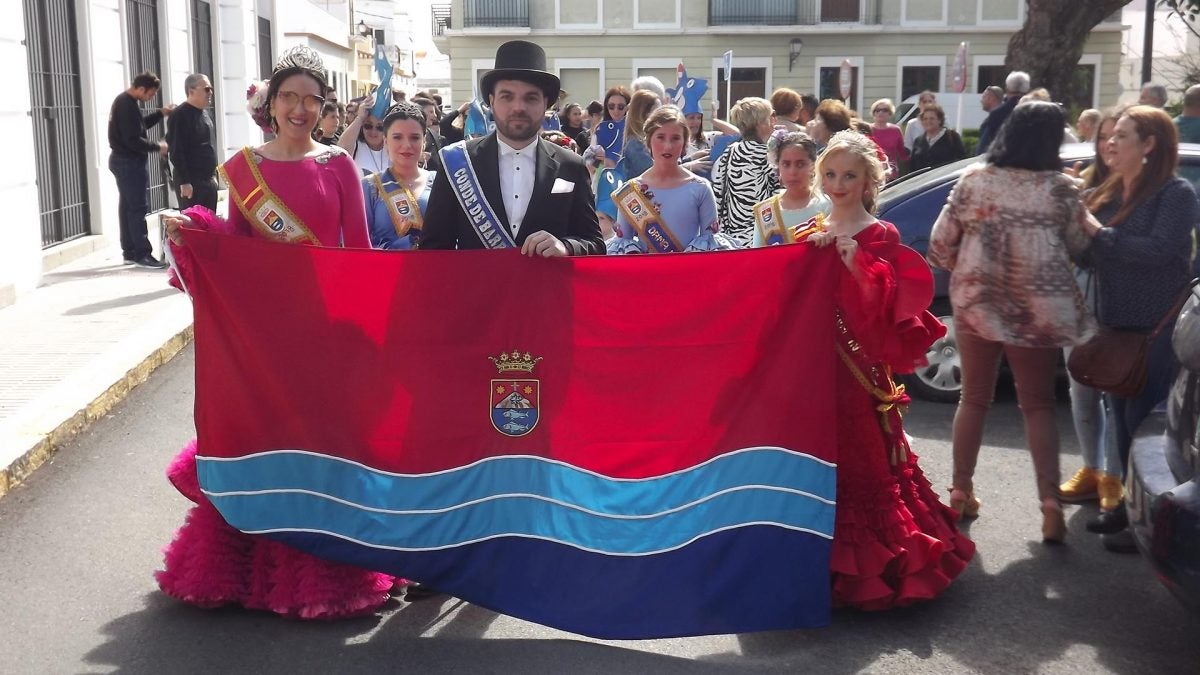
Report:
362,102,434,250
608,105,734,254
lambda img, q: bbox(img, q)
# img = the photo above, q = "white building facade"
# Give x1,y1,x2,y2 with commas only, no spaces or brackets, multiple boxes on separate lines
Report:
3,0,361,308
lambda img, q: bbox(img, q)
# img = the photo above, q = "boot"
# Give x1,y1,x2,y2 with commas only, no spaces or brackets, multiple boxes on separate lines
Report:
1097,473,1124,512
1059,466,1099,502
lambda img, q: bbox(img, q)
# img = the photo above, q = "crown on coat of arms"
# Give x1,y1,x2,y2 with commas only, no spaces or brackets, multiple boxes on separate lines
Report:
489,350,543,373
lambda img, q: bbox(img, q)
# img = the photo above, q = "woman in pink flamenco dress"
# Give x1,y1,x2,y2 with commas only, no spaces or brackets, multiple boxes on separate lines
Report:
803,131,975,610
155,46,394,619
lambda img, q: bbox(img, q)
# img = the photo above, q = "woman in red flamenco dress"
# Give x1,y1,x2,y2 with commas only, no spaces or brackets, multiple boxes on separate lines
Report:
154,46,394,619
803,131,975,610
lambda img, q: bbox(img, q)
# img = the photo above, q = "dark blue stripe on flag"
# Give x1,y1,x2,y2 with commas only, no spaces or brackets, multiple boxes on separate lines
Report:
271,525,831,638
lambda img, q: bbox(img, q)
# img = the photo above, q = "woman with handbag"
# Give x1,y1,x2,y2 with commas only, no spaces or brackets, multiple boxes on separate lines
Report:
1077,105,1200,552
929,102,1102,543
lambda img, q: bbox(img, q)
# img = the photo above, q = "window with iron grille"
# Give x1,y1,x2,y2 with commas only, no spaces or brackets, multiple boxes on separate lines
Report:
24,0,92,247
190,0,217,144
125,0,170,213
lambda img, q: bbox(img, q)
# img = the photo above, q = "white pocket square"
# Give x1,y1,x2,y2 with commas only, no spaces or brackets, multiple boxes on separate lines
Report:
551,178,575,194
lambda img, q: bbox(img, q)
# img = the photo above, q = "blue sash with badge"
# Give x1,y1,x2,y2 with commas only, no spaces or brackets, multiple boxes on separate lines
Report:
438,141,517,249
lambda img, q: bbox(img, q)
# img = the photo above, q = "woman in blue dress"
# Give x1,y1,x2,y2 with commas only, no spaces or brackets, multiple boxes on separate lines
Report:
608,105,734,254
362,102,434,249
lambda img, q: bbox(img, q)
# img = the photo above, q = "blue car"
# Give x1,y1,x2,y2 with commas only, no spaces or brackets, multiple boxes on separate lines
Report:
877,142,1200,403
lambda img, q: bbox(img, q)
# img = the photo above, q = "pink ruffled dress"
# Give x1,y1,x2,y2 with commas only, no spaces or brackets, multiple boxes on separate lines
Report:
821,221,975,610
155,147,397,619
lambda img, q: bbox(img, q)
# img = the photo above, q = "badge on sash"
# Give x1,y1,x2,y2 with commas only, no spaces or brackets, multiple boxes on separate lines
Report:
488,350,543,437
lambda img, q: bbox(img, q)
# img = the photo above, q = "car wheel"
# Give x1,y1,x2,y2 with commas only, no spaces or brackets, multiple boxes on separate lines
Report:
900,303,961,403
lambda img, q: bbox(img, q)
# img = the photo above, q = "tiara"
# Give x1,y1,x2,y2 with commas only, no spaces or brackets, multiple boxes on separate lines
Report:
273,45,325,76
385,101,423,119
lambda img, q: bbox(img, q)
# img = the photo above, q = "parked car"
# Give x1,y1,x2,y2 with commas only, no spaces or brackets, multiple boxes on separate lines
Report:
877,142,1200,402
1126,281,1200,616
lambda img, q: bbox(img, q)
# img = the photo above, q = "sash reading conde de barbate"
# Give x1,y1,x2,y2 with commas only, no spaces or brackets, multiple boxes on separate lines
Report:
439,142,517,249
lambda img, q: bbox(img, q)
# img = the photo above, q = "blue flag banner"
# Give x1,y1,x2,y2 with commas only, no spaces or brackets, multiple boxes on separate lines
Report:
371,46,393,120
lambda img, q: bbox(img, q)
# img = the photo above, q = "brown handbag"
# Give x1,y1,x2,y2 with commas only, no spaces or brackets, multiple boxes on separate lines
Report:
1068,278,1200,398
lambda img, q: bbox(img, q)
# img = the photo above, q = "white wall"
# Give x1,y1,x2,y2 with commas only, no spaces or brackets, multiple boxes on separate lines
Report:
5,0,274,304
0,9,42,302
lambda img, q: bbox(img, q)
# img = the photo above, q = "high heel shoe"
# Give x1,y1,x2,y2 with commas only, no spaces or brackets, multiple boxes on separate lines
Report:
1042,500,1067,544
948,487,981,520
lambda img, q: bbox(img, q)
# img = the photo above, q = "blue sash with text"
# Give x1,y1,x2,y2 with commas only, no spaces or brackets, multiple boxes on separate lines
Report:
439,142,517,249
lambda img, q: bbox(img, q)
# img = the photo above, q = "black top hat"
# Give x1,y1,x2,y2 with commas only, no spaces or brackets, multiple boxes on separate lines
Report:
480,41,560,108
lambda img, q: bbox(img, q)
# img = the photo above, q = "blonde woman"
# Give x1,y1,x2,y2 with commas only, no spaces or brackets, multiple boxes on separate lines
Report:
615,89,661,178
711,97,780,247
804,130,974,609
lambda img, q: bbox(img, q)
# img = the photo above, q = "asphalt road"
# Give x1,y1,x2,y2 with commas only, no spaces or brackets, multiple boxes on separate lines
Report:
2,346,1198,674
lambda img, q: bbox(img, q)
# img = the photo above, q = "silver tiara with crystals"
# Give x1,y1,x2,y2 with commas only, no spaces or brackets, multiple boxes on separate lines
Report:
273,45,325,76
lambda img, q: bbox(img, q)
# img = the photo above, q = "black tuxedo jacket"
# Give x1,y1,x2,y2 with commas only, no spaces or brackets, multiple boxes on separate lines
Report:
421,133,604,255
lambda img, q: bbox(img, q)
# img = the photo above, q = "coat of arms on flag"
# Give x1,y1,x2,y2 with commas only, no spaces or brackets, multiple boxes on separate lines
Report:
489,350,542,436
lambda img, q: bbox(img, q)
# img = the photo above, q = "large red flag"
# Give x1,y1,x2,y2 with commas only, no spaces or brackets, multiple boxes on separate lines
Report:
184,230,842,638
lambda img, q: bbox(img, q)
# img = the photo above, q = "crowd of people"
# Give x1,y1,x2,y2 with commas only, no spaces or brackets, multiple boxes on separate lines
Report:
100,37,1200,623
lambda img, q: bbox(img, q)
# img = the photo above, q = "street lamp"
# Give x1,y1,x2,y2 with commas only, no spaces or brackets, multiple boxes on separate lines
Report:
788,38,803,72
356,20,371,37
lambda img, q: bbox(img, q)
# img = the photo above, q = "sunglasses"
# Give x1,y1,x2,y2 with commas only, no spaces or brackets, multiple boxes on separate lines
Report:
872,108,890,114
363,123,384,131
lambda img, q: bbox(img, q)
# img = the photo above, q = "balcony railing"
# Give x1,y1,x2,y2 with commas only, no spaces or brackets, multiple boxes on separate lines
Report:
431,2,450,36
464,0,529,28
709,0,880,26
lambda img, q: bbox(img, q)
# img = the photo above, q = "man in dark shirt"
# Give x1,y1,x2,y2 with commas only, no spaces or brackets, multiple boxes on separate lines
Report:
108,71,173,268
166,73,218,211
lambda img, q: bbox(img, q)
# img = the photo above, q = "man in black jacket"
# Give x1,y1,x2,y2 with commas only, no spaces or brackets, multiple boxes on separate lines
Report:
422,41,603,256
166,73,218,211
108,71,173,268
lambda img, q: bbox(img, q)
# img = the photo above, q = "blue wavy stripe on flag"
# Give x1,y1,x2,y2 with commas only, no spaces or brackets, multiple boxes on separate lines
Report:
269,525,833,638
196,447,836,516
206,482,835,555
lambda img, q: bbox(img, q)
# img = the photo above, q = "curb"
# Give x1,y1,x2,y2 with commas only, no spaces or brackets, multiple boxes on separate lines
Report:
0,325,194,499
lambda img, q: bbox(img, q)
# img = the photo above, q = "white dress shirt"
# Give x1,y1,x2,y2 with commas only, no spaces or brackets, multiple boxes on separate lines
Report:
497,137,537,236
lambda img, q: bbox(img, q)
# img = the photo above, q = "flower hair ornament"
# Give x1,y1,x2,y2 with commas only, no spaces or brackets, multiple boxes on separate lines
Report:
766,127,793,167
245,81,272,134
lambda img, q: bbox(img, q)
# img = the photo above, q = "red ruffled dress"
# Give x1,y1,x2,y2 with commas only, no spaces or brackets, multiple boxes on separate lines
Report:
823,220,975,610
154,148,396,619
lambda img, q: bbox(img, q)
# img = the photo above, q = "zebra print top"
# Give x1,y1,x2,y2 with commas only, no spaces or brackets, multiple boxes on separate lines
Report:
712,138,780,248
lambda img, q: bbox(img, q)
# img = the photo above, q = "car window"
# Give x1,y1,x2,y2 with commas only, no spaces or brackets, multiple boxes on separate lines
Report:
879,181,956,255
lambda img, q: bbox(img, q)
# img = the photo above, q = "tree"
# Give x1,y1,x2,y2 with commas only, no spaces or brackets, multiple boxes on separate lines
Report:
1005,0,1199,111
1005,0,1132,112
1161,0,1200,38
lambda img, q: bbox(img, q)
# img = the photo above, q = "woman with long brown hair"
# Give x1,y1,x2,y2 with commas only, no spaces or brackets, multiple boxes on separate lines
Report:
1081,105,1200,551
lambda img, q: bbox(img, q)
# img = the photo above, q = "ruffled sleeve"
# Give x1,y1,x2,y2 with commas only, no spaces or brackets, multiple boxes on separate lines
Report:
837,222,946,375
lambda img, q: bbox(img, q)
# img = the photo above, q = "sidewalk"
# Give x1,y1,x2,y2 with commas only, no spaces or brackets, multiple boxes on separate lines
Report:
0,243,193,498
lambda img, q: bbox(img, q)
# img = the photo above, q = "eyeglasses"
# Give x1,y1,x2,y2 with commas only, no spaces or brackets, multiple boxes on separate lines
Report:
275,90,325,113
607,102,626,110
362,123,384,131
204,86,213,93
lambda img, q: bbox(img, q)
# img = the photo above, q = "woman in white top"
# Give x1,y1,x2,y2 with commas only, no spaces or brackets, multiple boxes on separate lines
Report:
903,90,937,151
751,130,829,246
338,95,389,176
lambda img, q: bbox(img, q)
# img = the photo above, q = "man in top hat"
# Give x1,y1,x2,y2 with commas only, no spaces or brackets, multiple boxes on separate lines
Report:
421,40,603,256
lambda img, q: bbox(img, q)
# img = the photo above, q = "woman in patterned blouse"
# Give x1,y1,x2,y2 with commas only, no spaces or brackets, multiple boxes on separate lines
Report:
929,102,1102,544
711,97,780,247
